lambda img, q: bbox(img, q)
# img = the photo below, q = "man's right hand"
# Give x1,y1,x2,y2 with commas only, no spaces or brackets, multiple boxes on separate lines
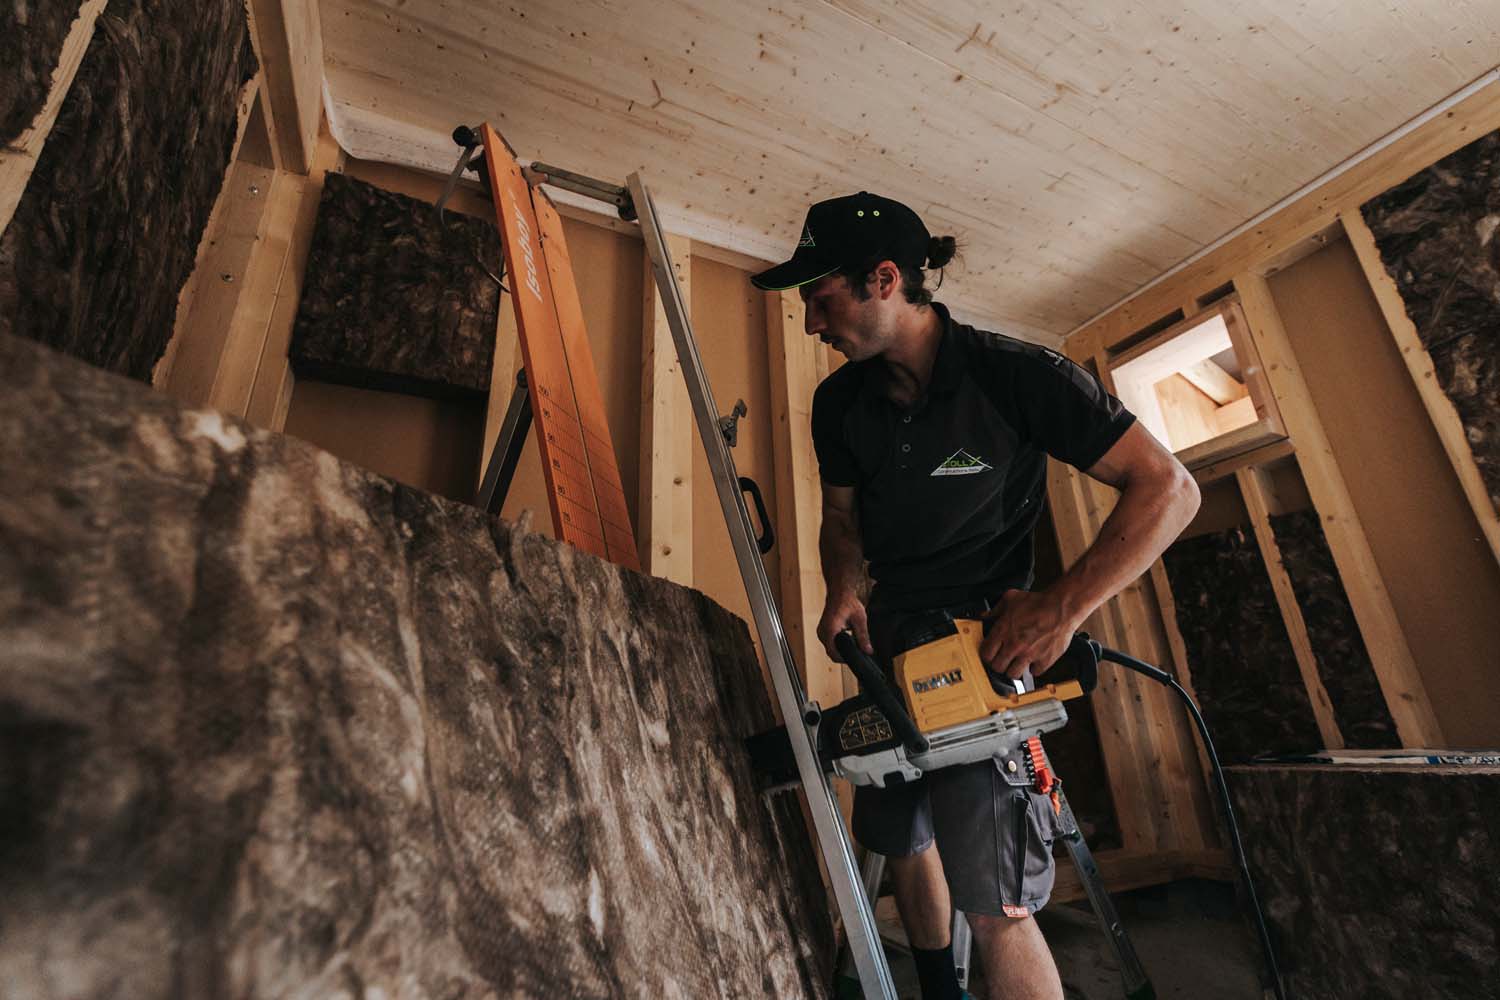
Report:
817,590,873,662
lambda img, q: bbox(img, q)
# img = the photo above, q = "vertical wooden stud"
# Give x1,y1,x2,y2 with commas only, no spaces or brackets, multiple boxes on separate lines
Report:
1234,271,1444,747
638,233,694,583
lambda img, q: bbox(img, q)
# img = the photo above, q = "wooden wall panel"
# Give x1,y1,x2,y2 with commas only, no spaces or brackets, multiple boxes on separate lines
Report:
1266,239,1500,748
689,256,782,642
284,381,485,503
0,0,259,380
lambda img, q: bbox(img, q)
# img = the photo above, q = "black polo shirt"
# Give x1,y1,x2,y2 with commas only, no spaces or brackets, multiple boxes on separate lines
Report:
812,303,1135,612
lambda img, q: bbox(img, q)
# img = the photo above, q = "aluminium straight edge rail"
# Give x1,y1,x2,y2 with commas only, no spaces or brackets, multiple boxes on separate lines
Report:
624,172,899,1000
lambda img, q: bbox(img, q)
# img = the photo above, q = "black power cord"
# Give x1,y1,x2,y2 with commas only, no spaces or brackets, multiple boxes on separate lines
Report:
1087,639,1289,1000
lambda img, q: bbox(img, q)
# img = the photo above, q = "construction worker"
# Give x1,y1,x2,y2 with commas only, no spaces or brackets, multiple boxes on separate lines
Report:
750,193,1200,1000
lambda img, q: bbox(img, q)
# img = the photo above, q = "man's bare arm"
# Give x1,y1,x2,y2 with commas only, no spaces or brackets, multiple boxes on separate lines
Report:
981,422,1200,677
817,482,874,659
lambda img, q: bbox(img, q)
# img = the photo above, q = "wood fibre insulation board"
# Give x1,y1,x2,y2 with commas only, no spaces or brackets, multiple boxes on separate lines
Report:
0,331,833,999
1358,129,1500,515
0,0,258,379
1266,237,1500,748
288,172,503,399
1228,763,1500,1000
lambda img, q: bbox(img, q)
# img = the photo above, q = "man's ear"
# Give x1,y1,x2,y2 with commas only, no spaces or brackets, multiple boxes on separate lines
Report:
873,260,901,301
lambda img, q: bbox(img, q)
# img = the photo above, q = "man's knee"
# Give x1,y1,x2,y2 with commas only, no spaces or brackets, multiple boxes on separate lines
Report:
966,911,1033,936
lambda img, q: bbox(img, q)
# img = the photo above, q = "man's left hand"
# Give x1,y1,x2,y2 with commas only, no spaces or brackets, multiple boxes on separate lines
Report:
980,589,1076,680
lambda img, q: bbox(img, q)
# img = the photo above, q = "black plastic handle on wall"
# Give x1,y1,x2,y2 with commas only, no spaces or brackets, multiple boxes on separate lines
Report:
738,476,775,554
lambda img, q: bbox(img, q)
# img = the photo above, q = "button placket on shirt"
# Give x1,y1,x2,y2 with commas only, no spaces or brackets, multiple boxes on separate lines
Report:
895,410,915,469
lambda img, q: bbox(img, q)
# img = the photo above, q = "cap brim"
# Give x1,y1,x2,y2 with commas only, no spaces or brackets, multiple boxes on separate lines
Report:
749,257,840,291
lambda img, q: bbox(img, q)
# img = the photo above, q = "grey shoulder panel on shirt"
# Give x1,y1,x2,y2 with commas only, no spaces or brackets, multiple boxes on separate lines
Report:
963,326,1106,400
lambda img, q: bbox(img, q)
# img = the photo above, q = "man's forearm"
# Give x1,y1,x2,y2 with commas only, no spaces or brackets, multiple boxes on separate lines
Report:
1050,469,1199,628
819,513,865,598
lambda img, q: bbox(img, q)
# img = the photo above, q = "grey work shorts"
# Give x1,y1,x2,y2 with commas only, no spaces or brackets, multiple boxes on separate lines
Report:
851,599,1064,918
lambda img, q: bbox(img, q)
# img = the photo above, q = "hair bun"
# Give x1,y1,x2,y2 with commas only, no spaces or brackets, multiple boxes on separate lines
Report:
926,235,958,269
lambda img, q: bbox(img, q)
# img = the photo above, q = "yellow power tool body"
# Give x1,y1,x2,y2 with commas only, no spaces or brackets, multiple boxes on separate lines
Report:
819,621,1095,788
894,618,1085,733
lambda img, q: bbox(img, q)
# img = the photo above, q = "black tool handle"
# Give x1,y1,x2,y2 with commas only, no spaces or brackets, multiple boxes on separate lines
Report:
738,476,775,554
834,631,929,754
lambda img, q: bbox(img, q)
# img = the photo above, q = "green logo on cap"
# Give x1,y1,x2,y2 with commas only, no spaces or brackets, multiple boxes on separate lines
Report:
798,226,816,248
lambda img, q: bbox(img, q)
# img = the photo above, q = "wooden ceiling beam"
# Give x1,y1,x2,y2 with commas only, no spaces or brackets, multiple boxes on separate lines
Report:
247,0,326,174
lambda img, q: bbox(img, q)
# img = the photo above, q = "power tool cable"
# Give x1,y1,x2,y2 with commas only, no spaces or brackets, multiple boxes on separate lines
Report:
1088,640,1289,1000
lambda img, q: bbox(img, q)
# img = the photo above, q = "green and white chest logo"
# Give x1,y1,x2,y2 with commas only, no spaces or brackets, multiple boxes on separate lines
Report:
931,449,993,477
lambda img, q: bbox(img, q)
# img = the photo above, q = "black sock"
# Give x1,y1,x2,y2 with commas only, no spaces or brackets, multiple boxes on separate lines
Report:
911,943,963,1000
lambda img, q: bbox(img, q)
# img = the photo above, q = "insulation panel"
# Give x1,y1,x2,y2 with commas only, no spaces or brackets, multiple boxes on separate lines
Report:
0,0,257,380
1229,763,1500,1000
289,172,503,398
1360,129,1500,513
0,332,832,999
1160,526,1324,762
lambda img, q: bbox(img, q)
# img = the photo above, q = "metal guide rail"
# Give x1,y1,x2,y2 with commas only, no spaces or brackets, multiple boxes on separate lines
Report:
625,172,900,999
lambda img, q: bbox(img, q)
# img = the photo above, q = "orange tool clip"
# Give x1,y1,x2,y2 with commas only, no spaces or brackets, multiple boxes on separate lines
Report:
1024,736,1063,816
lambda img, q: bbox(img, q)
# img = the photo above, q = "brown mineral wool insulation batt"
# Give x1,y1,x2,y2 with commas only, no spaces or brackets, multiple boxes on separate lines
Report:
0,0,82,145
1361,128,1500,513
1267,509,1398,749
289,172,503,398
0,0,257,380
1228,763,1500,1000
0,332,833,999
1160,526,1324,762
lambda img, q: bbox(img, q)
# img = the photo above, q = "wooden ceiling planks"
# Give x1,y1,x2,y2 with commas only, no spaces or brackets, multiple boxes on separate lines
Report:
319,0,1500,341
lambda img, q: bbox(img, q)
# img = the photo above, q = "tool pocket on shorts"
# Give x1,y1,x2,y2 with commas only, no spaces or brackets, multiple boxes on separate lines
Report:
1002,787,1063,911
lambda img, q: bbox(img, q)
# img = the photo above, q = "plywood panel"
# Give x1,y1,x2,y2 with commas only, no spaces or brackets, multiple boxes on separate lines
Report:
284,380,485,502
1267,238,1500,748
1070,78,1500,356
690,256,781,633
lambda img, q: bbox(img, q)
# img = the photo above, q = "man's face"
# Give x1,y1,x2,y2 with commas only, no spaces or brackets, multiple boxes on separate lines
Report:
799,273,892,362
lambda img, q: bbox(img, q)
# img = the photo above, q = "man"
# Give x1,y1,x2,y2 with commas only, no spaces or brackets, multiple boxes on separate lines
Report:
750,193,1200,1000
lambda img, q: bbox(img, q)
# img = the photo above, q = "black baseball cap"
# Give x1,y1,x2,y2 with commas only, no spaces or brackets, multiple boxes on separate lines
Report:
750,192,931,291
